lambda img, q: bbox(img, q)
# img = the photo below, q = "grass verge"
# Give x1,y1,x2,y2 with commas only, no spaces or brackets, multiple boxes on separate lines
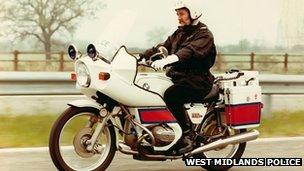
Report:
258,110,304,137
0,110,303,147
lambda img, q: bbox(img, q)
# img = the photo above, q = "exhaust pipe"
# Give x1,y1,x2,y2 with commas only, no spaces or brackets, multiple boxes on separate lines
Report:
186,129,259,157
118,142,139,155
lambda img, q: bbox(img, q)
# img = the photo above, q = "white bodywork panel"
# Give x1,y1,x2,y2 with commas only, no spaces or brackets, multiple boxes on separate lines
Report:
225,86,262,105
68,99,103,109
219,71,262,105
185,103,207,124
135,73,173,97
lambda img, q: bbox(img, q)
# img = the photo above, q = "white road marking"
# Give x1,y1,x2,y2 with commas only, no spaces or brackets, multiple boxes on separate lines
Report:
0,146,73,153
0,145,107,153
250,136,304,143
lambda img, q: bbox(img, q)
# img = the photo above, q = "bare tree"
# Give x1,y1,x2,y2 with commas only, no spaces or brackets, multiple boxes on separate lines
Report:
1,0,105,60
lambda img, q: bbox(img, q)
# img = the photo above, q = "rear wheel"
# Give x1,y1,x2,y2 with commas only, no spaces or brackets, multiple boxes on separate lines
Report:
194,112,246,171
49,107,116,171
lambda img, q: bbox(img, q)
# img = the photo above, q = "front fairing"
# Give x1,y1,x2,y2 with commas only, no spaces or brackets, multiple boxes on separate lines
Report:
75,47,168,106
73,11,173,106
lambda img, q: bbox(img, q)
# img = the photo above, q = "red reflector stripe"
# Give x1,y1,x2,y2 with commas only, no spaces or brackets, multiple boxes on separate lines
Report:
139,109,176,123
225,103,261,126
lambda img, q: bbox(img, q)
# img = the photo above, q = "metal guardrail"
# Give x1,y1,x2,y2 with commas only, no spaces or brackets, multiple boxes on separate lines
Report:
1,72,304,95
1,72,304,116
0,72,76,96
259,75,304,95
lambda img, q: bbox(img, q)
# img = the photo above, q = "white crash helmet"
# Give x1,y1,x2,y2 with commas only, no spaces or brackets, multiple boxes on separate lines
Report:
174,0,202,20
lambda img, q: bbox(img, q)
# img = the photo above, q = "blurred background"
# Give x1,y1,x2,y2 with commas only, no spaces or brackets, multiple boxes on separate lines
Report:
0,0,303,148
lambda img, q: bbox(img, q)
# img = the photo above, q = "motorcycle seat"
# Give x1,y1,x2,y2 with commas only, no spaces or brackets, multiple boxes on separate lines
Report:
203,84,219,102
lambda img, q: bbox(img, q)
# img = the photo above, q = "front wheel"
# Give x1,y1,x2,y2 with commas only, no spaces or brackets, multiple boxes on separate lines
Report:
49,107,116,171
194,112,247,171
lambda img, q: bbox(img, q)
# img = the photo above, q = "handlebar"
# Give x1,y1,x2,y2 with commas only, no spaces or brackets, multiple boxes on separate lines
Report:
215,72,244,83
138,59,173,71
137,47,168,71
227,69,240,74
137,58,157,71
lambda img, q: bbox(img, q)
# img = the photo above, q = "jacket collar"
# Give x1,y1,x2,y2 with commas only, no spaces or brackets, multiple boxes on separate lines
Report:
178,21,204,33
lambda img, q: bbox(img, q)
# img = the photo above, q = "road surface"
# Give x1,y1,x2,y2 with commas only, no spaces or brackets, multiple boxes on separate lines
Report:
0,137,303,171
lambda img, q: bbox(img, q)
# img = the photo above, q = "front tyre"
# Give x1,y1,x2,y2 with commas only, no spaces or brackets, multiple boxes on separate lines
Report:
49,107,116,171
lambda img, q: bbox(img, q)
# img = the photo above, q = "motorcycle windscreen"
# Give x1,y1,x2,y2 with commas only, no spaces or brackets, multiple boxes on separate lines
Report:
111,46,137,83
93,10,137,62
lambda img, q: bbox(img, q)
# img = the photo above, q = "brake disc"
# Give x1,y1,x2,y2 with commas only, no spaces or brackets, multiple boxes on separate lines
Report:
73,127,94,158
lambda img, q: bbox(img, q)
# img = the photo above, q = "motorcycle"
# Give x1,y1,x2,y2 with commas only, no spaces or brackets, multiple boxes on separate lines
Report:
49,12,262,171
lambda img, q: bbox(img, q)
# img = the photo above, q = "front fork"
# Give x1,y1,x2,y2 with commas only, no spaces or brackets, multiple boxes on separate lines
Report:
85,108,113,152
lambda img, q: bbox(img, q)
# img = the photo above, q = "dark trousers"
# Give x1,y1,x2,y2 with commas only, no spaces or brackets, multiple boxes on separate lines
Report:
164,84,207,132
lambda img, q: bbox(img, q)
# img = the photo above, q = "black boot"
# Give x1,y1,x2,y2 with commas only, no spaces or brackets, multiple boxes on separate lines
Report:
176,130,194,154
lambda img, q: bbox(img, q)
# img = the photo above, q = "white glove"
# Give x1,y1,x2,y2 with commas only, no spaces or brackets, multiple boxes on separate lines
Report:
151,54,179,70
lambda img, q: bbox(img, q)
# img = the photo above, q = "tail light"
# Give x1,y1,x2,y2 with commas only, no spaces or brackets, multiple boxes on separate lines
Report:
99,72,110,80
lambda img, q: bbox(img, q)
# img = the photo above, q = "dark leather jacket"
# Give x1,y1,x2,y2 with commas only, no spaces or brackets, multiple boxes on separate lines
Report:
142,22,216,94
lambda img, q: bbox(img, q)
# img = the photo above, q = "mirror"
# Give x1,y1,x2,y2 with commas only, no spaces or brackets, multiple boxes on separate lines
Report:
68,44,78,60
158,46,168,58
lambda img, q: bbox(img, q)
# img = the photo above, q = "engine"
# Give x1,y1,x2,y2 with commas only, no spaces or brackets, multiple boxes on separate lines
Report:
124,120,175,148
149,124,175,147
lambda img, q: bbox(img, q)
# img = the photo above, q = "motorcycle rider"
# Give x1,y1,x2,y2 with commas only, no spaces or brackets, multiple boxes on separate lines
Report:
139,0,217,154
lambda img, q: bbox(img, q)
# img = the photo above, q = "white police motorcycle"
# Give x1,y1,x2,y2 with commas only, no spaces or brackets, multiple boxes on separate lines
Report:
49,12,262,171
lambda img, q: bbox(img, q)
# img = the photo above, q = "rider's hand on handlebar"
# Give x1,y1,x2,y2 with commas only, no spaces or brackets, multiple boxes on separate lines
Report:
151,54,179,71
151,59,166,70
138,58,147,65
137,53,146,62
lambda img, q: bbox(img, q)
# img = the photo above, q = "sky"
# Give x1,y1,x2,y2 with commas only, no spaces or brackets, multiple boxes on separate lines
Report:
74,0,284,49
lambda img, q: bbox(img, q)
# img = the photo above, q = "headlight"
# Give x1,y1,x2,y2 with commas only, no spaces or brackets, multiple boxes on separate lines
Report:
76,62,91,87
